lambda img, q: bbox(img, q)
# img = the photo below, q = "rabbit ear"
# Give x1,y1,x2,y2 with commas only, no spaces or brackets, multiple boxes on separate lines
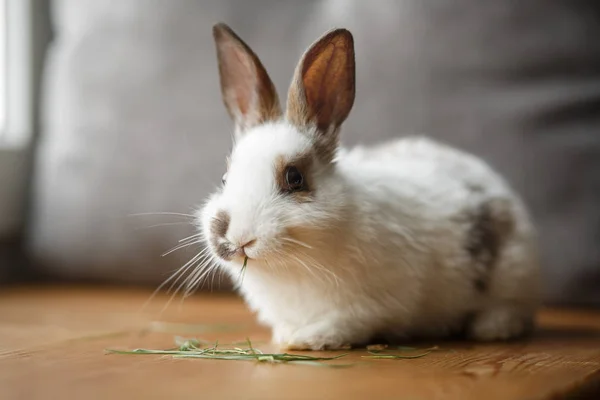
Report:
213,23,282,136
286,29,355,162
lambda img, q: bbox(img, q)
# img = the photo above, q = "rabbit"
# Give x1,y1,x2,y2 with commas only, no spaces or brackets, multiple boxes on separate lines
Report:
196,23,541,350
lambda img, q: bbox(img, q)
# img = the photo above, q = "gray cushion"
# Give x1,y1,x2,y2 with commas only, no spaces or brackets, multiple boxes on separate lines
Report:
29,0,600,305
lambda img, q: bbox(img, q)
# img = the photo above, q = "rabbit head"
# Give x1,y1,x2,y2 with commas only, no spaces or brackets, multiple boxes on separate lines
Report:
198,23,355,277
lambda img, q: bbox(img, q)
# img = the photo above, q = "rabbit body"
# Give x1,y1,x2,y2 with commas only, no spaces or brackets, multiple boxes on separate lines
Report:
198,24,540,350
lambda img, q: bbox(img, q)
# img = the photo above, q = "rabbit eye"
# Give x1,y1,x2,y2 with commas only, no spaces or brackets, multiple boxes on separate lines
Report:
221,172,228,185
285,166,304,191
276,155,312,200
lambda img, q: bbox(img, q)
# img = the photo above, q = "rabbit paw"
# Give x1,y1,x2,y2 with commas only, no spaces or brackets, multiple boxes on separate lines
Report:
274,323,352,351
468,306,534,341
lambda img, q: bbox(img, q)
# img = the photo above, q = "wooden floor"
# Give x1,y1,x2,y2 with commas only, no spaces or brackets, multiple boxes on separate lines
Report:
1,286,599,400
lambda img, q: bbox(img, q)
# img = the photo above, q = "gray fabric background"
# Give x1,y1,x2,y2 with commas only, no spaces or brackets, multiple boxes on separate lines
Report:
28,0,600,305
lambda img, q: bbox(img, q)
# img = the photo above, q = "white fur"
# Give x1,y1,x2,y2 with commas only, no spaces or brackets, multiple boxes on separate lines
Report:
198,121,541,350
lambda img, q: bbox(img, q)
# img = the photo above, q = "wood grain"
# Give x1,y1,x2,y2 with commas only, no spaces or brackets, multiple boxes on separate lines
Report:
1,286,599,400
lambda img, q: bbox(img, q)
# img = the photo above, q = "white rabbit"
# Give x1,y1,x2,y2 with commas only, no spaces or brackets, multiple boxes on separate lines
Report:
197,23,541,350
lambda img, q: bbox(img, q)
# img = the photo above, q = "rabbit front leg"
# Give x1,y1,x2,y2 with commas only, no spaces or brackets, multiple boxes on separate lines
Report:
274,318,370,351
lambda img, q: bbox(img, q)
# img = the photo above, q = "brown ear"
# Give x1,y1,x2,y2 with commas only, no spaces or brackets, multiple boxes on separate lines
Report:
286,29,355,161
213,23,282,136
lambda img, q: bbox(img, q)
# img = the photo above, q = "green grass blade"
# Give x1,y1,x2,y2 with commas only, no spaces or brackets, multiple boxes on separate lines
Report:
239,257,248,283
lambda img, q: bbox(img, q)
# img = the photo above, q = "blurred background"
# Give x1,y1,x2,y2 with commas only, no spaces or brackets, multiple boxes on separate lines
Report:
0,0,598,307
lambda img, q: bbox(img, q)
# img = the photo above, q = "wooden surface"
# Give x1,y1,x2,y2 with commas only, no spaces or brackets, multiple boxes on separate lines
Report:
1,286,599,400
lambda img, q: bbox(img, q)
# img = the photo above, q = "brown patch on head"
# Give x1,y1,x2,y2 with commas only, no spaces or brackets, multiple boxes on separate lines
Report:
209,210,235,260
274,152,315,202
215,242,235,260
286,29,355,163
465,199,515,292
209,210,230,249
213,23,282,134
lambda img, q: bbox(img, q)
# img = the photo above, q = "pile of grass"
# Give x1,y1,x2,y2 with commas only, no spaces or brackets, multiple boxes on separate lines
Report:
106,337,351,367
106,337,437,367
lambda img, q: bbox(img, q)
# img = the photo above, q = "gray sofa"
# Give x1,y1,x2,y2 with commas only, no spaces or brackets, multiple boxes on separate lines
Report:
23,0,600,305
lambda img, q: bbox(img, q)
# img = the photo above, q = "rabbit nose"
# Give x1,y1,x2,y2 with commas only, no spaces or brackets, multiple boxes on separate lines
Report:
241,238,257,250
232,238,257,258
239,238,257,256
